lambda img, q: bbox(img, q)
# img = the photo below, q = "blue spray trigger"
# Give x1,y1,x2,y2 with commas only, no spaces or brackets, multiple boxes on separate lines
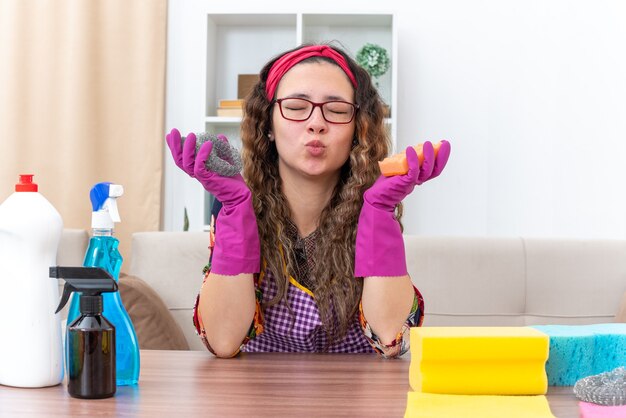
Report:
90,182,112,212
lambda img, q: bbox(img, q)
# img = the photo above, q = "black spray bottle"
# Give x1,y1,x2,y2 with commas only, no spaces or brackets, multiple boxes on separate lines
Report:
50,266,118,399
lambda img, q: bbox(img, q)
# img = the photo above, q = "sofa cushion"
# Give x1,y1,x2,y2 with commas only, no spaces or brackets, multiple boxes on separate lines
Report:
405,236,527,326
119,273,189,350
525,239,626,325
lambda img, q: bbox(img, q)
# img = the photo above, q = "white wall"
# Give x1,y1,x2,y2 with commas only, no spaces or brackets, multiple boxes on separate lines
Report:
400,0,626,239
165,0,626,239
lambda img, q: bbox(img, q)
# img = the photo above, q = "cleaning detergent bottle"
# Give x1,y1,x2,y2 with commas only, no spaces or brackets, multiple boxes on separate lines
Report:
51,266,118,399
66,182,140,386
0,174,64,388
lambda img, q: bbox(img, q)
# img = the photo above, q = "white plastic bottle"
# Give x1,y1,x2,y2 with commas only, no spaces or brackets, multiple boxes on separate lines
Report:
0,174,64,387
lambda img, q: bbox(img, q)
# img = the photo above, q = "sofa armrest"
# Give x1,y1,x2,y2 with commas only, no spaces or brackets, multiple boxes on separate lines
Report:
56,229,89,321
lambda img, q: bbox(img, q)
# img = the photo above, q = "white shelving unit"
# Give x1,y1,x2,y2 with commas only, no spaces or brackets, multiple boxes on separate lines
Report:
204,13,396,138
165,10,396,231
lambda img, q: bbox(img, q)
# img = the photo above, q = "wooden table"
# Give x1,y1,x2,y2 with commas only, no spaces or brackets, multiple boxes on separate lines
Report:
0,350,579,417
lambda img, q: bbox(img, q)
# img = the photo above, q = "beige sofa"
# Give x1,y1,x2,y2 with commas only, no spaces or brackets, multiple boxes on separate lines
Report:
58,229,90,267
59,230,626,351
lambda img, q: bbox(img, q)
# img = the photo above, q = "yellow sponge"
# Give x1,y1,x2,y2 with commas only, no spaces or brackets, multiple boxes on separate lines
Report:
410,327,549,395
405,392,555,418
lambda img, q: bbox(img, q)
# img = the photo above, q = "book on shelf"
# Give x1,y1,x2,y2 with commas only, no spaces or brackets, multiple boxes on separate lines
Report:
216,107,243,117
218,99,244,108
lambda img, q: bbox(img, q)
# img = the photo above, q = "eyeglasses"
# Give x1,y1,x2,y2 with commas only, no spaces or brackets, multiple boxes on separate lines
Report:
273,98,359,124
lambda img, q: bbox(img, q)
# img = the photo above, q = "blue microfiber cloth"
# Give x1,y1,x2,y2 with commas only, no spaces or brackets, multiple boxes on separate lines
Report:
532,324,626,386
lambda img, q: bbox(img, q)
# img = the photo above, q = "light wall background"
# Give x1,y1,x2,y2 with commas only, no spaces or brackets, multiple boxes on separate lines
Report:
165,0,626,240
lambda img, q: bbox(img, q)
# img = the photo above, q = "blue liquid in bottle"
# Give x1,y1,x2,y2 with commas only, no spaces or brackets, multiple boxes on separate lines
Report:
67,230,140,386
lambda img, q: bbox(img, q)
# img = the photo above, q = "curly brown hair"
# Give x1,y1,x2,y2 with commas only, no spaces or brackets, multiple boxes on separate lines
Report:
240,43,396,345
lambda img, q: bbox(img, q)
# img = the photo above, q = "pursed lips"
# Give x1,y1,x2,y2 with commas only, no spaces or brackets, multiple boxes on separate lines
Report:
305,140,326,157
305,140,325,148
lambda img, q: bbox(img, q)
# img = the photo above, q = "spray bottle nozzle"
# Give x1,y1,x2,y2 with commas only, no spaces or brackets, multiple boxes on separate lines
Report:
50,267,118,314
90,182,124,229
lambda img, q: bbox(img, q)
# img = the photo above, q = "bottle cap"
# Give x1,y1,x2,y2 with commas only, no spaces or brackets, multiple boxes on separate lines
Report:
80,295,104,315
15,174,38,192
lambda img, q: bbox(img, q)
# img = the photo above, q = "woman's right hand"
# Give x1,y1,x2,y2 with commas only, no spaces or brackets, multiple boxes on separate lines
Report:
166,128,260,275
166,128,251,207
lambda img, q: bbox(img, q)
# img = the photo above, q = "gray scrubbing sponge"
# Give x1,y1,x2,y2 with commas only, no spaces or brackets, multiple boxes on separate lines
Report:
183,132,243,177
574,367,626,406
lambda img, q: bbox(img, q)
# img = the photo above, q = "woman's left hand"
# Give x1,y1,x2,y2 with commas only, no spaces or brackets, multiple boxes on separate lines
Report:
364,140,451,211
354,140,451,278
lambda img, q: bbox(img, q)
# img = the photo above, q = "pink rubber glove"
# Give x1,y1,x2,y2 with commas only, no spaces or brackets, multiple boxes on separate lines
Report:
354,141,451,277
166,128,260,275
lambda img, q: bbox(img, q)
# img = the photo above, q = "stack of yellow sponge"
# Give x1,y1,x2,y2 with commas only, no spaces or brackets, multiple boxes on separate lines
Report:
405,327,555,418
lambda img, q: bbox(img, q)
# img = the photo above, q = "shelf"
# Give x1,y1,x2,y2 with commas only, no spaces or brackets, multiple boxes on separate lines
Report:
206,14,297,117
302,14,392,28
205,116,242,125
207,13,296,26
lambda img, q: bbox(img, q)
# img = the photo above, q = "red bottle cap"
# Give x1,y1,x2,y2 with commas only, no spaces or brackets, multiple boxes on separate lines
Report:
15,174,38,192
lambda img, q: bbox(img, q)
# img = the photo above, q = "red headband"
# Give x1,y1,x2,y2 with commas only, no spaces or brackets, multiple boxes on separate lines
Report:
265,45,358,101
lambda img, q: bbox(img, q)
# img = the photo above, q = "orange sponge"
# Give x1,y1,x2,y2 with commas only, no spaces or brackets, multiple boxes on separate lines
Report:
378,142,442,177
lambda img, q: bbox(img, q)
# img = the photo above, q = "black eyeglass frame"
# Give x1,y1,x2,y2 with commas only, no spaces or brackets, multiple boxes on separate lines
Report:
273,97,359,124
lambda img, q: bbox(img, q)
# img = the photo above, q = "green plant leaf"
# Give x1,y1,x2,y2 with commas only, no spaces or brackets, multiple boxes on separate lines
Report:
356,43,390,79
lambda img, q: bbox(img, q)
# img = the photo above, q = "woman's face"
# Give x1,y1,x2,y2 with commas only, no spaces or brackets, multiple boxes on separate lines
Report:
271,61,355,181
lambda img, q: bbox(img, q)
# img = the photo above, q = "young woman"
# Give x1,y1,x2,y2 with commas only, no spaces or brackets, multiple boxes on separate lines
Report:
166,43,450,358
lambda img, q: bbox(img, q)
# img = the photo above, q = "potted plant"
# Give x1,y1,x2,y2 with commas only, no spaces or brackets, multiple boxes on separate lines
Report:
356,43,390,89
356,43,391,116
